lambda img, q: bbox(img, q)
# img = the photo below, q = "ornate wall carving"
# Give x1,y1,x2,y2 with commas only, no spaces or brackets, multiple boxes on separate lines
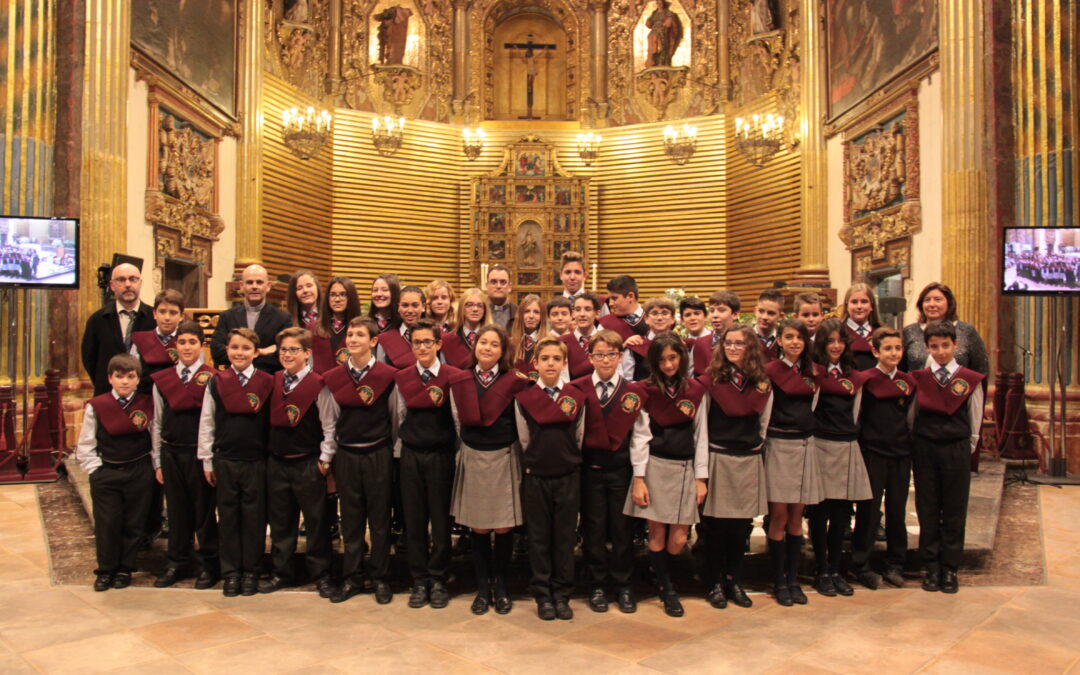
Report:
728,0,799,145
264,0,332,98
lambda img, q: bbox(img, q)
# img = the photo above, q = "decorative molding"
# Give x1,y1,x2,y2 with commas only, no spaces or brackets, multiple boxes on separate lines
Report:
132,53,241,136
727,0,799,146
372,64,424,112
264,0,331,100
824,54,938,137
634,66,688,119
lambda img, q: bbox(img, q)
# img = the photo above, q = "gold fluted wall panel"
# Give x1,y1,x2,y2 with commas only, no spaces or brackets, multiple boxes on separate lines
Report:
593,117,727,300
260,74,333,286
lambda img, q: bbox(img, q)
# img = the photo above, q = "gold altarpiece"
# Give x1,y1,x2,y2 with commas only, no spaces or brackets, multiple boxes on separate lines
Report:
471,136,592,300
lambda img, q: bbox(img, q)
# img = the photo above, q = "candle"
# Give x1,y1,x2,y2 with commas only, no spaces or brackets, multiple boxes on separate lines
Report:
480,263,488,284
591,263,597,292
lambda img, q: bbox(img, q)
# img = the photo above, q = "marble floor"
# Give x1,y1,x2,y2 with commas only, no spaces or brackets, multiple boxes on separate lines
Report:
1,484,1079,674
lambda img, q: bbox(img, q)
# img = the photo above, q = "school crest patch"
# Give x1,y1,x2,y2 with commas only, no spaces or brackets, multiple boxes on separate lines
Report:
839,378,854,393
677,399,696,418
755,380,771,394
167,348,179,362
950,378,970,397
129,410,148,431
619,392,642,414
895,379,910,394
515,370,531,380
357,385,375,405
246,392,261,410
558,395,578,418
802,377,816,390
285,404,301,426
335,347,350,365
427,386,444,406
194,371,213,386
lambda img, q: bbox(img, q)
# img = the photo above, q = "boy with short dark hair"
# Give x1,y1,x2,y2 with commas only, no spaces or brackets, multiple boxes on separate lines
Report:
754,289,784,362
198,327,274,597
599,275,646,341
793,292,825,337
546,295,574,336
909,321,985,593
679,296,709,339
77,353,156,591
692,290,741,376
619,296,677,381
151,320,219,589
130,288,185,394
559,292,600,379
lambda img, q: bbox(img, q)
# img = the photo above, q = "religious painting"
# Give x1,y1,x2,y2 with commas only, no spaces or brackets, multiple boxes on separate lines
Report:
826,0,938,121
516,152,545,177
515,185,546,204
553,213,571,233
553,240,573,259
488,213,507,232
489,184,506,204
518,272,542,286
473,211,481,232
489,239,507,260
517,220,543,267
132,0,237,119
554,186,572,206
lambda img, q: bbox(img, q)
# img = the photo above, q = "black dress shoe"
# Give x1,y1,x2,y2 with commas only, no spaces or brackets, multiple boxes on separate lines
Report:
536,600,556,620
814,574,837,597
430,581,449,609
723,582,752,608
408,584,430,608
471,591,492,615
154,568,184,588
331,580,364,604
240,572,259,596
788,584,808,605
660,590,684,617
222,576,241,597
258,575,292,594
616,587,637,613
588,588,609,613
112,572,132,589
374,580,393,604
314,577,335,599
93,573,113,592
922,570,941,592
773,583,793,607
493,587,512,615
882,568,905,588
554,601,573,620
940,569,959,594
194,569,219,590
855,569,881,590
706,583,727,609
831,573,854,596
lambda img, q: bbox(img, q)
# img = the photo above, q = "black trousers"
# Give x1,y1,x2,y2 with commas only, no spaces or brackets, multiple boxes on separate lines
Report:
523,468,580,603
808,499,851,575
336,444,392,582
267,454,331,581
852,451,911,571
214,457,266,577
90,456,154,574
912,437,972,572
400,445,454,585
580,464,634,589
161,444,219,572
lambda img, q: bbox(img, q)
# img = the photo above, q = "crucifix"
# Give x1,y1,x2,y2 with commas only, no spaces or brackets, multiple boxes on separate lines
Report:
503,35,556,120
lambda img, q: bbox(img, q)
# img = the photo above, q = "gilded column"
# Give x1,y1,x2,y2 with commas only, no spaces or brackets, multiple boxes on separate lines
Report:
235,0,265,265
451,0,471,120
328,0,342,100
589,0,610,125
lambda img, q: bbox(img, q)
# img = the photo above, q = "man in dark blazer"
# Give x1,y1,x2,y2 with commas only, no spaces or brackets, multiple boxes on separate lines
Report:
81,263,156,395
210,263,292,373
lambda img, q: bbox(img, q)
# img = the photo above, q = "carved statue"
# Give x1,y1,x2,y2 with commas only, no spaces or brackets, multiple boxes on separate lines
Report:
374,5,413,65
284,0,310,24
520,229,539,266
645,0,683,67
751,0,776,34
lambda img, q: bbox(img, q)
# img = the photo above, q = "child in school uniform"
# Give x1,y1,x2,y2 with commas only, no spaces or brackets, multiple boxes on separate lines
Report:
424,279,457,334
850,326,917,590
287,270,321,329
556,250,607,316
559,292,600,380
620,296,678,382
598,274,646,349
515,337,587,620
511,293,546,378
259,327,336,598
909,320,985,593
151,320,219,590
322,317,399,604
393,318,462,609
367,273,401,334
77,354,156,591
753,289,784,362
313,276,362,373
625,332,708,617
441,287,490,369
840,282,882,371
197,328,274,597
692,290,740,377
545,295,574,337
378,285,425,369
793,292,825,338
698,324,771,610
570,329,646,614
763,318,824,606
130,289,185,394
808,318,872,597
448,324,531,616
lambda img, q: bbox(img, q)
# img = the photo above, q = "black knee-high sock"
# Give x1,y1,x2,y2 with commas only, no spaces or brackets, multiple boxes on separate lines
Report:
470,531,492,594
493,532,513,592
827,500,850,574
704,519,725,585
785,533,804,586
767,537,786,588
808,505,828,575
648,549,671,592
724,519,751,584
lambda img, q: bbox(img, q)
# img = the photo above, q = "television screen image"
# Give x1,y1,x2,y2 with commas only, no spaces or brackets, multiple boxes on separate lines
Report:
1003,227,1080,294
0,217,79,289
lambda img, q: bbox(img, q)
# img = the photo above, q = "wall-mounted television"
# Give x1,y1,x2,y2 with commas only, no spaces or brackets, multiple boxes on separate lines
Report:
0,216,79,290
1002,227,1080,295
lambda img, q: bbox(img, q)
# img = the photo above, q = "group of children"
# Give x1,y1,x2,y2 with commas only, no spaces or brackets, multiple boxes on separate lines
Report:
76,253,985,619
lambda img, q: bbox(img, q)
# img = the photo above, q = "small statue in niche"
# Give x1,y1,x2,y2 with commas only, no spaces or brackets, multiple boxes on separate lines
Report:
284,0,310,24
645,0,683,67
374,5,413,65
750,0,776,34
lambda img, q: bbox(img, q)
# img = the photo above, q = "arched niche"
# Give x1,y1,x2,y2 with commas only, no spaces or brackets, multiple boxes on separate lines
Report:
491,12,568,120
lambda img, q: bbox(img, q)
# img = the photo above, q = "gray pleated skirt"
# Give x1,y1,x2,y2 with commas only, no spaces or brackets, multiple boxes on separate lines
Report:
623,455,700,525
764,436,824,505
814,437,872,501
449,442,524,530
702,451,768,519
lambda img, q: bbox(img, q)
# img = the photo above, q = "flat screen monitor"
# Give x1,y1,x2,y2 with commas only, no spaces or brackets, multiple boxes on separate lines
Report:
0,216,79,289
1002,227,1080,295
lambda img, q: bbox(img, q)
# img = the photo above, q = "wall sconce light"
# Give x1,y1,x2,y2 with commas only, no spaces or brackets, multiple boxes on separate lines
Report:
576,132,600,166
281,106,332,160
371,115,405,157
462,127,486,161
734,114,784,166
663,124,697,165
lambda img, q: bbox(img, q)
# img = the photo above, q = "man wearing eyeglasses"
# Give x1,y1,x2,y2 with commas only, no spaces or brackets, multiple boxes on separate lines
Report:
82,262,156,395
486,264,517,331
210,264,293,374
